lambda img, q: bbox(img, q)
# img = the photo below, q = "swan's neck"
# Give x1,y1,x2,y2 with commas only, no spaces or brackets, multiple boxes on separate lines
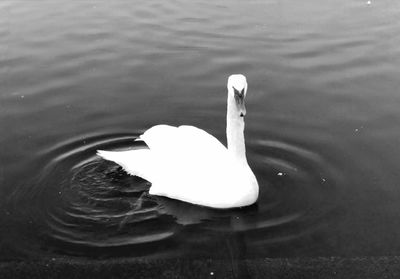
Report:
227,96,247,164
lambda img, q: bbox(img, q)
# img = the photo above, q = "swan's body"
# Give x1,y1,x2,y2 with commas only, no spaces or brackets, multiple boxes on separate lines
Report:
97,74,259,208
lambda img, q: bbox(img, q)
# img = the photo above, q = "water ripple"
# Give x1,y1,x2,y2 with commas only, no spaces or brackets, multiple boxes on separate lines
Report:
6,131,341,258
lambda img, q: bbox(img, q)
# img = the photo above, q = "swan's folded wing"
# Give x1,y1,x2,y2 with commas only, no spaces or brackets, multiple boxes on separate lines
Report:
137,124,178,152
138,124,227,158
177,125,227,154
138,124,231,183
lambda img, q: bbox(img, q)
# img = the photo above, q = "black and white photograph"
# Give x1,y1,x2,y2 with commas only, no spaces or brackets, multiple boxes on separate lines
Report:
1,0,400,278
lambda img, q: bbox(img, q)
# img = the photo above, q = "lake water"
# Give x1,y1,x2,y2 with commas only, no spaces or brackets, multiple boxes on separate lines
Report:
1,0,400,261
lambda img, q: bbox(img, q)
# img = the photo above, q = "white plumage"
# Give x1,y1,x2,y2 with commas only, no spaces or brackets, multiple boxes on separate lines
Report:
97,74,259,208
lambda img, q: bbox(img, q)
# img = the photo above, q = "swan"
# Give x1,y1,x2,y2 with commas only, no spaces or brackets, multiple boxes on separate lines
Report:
97,74,259,208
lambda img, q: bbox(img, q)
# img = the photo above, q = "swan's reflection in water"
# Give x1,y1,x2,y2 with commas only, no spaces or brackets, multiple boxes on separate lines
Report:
154,195,257,277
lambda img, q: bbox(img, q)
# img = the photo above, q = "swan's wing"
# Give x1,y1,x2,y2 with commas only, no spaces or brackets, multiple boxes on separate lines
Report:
138,124,230,175
137,124,179,153
98,124,227,183
177,125,227,153
138,125,235,200
138,124,227,157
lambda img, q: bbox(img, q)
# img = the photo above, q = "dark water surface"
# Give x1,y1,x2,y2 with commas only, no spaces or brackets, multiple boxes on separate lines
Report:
1,0,400,260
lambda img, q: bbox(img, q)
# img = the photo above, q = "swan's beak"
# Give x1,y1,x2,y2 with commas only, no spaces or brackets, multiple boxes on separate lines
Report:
234,88,246,117
238,100,246,117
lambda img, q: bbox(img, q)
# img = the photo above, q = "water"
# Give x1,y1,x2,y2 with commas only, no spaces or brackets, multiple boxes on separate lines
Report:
1,0,400,260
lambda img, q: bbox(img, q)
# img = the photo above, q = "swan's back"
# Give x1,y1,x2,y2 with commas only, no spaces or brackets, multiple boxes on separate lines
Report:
139,125,226,157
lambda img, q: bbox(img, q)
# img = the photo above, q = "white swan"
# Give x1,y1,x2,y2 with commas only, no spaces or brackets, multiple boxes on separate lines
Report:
97,74,258,208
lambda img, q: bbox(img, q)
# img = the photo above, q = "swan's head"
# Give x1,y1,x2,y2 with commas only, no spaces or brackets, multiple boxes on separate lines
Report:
227,74,248,118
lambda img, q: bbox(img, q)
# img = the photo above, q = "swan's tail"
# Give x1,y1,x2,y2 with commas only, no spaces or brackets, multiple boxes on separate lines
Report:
97,149,152,182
